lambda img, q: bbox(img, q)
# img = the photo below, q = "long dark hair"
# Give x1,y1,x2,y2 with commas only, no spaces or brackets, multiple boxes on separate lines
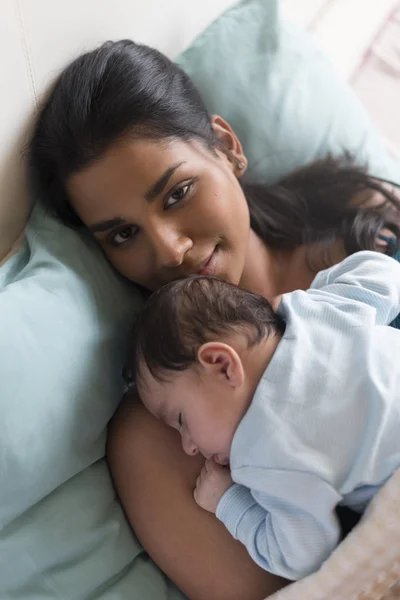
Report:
243,157,400,260
29,39,400,261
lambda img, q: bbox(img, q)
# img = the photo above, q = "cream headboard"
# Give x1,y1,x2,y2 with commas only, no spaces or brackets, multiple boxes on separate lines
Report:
0,0,236,263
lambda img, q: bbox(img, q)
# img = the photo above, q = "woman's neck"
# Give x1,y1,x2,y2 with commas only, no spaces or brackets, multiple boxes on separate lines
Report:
239,230,281,299
240,230,320,301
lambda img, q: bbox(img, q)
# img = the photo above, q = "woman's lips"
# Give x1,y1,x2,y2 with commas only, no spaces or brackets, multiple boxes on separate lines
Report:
197,248,218,276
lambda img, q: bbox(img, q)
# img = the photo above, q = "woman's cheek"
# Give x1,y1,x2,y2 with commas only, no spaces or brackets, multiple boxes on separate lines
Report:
106,249,141,282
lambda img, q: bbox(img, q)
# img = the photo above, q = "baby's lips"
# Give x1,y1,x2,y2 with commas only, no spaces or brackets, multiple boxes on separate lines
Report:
213,454,230,466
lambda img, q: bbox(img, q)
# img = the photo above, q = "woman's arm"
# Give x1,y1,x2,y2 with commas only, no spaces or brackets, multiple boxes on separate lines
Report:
107,396,287,600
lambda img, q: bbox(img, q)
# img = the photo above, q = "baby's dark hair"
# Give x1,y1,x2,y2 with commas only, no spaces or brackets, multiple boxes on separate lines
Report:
126,276,285,386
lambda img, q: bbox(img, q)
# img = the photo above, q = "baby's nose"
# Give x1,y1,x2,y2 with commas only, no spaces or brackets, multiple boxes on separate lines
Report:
182,437,199,456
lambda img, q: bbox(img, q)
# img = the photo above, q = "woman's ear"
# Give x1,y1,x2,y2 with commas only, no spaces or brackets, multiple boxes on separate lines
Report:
210,115,248,177
197,341,245,388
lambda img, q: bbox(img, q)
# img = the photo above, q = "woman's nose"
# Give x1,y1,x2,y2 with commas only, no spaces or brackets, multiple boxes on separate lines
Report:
148,223,193,269
182,435,199,457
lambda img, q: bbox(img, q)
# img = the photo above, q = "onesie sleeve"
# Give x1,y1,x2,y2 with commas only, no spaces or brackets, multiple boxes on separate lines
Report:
310,251,400,325
216,469,341,581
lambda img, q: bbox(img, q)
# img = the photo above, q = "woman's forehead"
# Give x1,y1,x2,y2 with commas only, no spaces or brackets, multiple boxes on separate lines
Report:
67,137,208,222
69,138,186,194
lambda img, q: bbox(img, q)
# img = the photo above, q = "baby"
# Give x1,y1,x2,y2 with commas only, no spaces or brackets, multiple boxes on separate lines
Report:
125,251,400,581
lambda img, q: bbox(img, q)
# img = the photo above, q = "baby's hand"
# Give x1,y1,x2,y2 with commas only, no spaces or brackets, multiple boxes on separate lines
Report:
194,459,233,513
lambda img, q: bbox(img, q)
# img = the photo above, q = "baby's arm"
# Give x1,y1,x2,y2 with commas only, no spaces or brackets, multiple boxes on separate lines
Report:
216,469,341,581
310,251,400,325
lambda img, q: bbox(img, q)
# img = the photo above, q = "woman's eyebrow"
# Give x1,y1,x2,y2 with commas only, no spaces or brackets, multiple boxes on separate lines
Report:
89,217,127,234
88,161,186,233
145,161,186,201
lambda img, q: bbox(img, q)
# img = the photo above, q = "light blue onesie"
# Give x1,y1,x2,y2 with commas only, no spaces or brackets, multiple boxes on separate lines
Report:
216,251,400,581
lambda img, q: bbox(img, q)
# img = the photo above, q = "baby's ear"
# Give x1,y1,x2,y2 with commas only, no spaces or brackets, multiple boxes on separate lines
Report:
197,342,244,388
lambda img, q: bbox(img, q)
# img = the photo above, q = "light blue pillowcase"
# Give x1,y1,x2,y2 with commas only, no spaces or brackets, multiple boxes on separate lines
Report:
177,0,400,184
1,1,399,599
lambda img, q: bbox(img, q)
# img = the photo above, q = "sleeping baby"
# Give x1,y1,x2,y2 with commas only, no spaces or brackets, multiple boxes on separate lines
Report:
125,251,400,581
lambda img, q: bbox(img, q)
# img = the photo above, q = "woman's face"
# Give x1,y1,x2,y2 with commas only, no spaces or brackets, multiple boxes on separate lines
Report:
67,119,250,291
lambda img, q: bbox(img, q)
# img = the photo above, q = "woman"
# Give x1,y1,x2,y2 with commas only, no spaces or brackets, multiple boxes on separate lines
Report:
29,40,400,600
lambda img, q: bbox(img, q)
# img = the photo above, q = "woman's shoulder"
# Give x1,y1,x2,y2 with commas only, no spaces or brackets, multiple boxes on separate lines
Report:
107,395,150,459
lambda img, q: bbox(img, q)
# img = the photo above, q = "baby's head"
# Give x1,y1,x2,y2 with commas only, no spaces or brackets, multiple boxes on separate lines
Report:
126,276,285,465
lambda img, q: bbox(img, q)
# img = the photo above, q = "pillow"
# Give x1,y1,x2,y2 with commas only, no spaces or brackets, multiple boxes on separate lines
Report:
0,207,185,599
1,1,399,598
177,0,400,185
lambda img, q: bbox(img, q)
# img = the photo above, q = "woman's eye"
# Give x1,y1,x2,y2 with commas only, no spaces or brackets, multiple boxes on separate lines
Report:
109,225,138,246
165,183,191,209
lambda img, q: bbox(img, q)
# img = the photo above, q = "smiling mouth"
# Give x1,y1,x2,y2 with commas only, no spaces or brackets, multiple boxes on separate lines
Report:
197,247,218,276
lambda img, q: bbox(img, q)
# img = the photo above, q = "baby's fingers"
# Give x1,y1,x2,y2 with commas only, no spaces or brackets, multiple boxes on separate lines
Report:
204,458,215,472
